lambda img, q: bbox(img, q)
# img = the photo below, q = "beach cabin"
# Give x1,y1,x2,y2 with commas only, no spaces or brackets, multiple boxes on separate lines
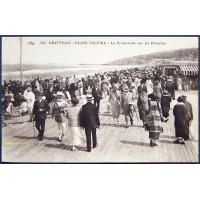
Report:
159,62,198,77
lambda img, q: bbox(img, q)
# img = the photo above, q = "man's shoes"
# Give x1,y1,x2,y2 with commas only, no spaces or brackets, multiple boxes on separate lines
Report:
126,125,129,128
38,136,43,141
93,143,98,148
179,141,185,145
87,149,91,152
28,119,32,122
153,142,158,147
174,139,180,144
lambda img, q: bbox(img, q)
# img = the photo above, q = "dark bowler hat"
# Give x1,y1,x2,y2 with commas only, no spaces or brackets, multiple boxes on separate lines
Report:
177,96,183,102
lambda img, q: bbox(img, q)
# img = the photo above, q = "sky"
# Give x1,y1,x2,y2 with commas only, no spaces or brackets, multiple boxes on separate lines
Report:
2,37,198,65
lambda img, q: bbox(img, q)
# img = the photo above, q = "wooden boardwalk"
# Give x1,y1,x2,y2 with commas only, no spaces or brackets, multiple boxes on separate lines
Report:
2,91,199,163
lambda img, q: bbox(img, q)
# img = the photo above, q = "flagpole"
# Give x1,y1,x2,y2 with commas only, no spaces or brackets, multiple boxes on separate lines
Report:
20,37,23,83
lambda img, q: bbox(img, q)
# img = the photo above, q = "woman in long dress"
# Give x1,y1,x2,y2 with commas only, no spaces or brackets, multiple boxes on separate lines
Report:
146,93,163,147
173,96,188,144
108,86,121,126
161,88,172,122
66,98,85,151
146,77,154,95
51,91,68,142
137,90,149,126
177,77,182,91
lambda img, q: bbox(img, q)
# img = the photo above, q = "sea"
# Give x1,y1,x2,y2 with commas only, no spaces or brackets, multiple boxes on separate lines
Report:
2,64,142,82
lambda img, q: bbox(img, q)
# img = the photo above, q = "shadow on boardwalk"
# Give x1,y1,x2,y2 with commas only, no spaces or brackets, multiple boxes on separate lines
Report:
14,135,60,142
120,140,151,147
45,143,87,152
101,123,143,128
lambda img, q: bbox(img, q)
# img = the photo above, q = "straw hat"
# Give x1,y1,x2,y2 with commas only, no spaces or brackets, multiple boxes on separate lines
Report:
56,91,65,97
123,87,129,92
181,95,187,100
27,87,32,91
86,94,93,102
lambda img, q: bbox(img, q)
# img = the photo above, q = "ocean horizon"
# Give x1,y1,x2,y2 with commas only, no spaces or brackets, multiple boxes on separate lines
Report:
2,64,143,81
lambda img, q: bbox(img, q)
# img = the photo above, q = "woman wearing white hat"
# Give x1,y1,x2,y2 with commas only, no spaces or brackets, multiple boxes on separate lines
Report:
51,91,68,141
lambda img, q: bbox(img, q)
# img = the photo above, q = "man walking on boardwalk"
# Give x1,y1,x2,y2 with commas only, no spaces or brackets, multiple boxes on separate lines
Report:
80,94,100,152
181,95,193,140
121,86,136,128
92,83,102,113
32,91,49,141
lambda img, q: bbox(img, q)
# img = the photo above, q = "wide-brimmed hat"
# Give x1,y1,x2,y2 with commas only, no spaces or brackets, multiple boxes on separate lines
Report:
124,87,129,92
167,78,172,82
56,91,65,97
86,94,93,102
128,101,135,105
131,83,136,88
27,87,32,91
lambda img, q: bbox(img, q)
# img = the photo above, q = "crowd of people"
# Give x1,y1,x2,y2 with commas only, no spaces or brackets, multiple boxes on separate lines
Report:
2,66,195,151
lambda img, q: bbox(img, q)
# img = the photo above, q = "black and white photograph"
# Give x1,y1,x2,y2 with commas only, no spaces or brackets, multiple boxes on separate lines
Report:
1,36,199,163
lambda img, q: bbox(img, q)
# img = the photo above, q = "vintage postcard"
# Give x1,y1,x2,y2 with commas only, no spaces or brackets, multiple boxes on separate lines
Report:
1,36,199,163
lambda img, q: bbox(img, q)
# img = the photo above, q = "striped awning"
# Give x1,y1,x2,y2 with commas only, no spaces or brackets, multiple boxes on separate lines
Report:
179,65,198,75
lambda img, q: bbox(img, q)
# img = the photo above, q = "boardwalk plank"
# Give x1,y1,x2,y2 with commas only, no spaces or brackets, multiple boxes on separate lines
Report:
2,92,198,163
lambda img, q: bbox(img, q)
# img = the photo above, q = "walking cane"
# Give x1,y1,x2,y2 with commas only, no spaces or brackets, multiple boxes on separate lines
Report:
33,119,36,138
109,111,110,125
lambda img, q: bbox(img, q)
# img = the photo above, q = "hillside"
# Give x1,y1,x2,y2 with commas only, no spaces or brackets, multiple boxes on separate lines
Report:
106,48,198,65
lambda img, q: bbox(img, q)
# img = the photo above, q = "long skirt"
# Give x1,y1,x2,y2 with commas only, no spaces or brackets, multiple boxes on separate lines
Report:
175,121,189,140
149,132,160,140
68,126,86,146
178,84,182,90
110,103,120,118
6,103,13,114
138,109,147,122
161,107,170,118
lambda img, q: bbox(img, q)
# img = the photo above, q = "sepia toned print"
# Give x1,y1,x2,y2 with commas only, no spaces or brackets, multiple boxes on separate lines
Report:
1,36,199,163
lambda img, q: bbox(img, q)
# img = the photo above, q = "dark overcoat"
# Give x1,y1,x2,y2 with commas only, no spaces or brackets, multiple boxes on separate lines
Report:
80,102,100,129
32,99,49,120
173,102,189,139
184,101,193,121
161,92,171,118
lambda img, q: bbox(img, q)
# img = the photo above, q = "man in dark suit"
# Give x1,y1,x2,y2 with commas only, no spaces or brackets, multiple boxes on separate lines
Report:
165,79,175,100
32,91,49,141
80,94,100,152
182,95,193,140
92,83,102,113
137,79,147,95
